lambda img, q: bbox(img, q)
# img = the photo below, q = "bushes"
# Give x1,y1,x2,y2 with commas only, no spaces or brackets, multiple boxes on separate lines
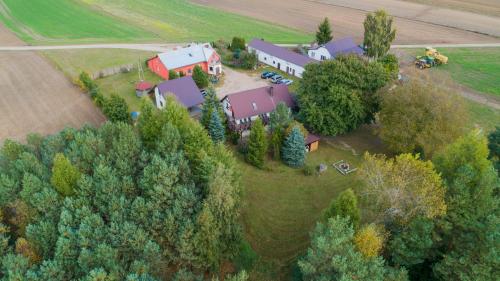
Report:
231,37,246,51
79,71,130,123
192,65,209,89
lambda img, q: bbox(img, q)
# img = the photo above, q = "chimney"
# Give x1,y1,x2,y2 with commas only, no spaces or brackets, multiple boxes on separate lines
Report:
268,86,274,97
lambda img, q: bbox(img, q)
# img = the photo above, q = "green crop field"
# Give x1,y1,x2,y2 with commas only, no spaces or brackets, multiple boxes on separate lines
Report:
0,0,155,44
81,0,311,44
236,126,388,280
0,0,311,44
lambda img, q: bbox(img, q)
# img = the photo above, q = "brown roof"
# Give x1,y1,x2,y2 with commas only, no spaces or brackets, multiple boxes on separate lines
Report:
305,134,320,145
224,85,294,119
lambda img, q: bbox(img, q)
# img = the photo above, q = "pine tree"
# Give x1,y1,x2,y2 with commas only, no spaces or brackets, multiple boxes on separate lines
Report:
316,18,333,45
323,188,361,228
208,110,225,143
246,119,267,168
363,10,396,60
192,65,209,89
281,127,306,168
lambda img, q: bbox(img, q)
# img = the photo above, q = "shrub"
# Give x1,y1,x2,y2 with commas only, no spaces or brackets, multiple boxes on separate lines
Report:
303,164,315,176
231,37,246,51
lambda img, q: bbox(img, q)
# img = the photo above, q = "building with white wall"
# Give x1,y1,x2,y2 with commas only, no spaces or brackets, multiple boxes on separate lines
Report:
248,39,316,78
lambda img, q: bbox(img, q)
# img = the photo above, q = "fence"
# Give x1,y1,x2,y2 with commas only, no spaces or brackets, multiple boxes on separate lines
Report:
91,63,136,79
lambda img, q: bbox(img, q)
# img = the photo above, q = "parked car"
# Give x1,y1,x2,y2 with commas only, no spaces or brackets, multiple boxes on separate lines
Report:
280,79,293,86
200,89,208,97
271,75,283,84
261,71,276,79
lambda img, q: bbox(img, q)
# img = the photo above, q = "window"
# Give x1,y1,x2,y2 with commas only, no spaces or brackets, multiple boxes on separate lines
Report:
209,66,213,71
188,69,192,74
264,57,267,61
311,52,315,57
252,102,258,111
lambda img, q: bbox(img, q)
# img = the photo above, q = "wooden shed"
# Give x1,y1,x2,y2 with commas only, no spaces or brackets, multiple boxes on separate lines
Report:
305,134,320,152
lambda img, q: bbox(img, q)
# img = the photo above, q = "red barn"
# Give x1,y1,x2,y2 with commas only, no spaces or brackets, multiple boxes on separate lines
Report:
148,43,222,80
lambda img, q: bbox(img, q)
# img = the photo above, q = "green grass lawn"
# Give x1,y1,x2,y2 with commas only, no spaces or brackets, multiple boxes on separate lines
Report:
404,48,500,97
95,68,162,112
0,0,155,44
42,49,157,79
0,0,311,44
237,126,388,280
466,100,500,133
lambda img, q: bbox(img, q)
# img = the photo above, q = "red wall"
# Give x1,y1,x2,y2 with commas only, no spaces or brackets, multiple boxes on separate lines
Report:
148,57,169,80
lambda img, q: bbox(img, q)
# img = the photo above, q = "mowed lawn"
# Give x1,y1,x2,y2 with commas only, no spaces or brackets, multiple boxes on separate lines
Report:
237,126,387,280
0,0,155,44
42,49,157,79
406,48,500,97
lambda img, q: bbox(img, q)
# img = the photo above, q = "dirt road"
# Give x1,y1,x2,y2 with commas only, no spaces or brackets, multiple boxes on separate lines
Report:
0,24,104,143
191,0,500,44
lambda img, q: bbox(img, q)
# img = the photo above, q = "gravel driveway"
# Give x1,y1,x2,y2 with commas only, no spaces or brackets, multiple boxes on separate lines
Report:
215,67,268,100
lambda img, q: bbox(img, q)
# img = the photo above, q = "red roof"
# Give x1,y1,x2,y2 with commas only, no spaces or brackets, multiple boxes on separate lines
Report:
136,81,153,91
224,85,294,120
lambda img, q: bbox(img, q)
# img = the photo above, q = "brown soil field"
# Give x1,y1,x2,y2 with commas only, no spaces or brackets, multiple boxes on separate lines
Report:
402,0,500,17
0,24,105,143
191,0,500,44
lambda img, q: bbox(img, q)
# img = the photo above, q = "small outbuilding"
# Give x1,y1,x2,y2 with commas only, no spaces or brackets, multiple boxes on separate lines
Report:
305,134,320,152
308,37,364,61
135,81,153,97
153,76,204,117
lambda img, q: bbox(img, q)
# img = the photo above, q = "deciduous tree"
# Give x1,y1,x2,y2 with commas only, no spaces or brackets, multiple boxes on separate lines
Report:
169,69,179,80
378,78,467,158
50,153,80,196
231,37,246,51
363,10,396,60
487,126,500,175
192,65,209,89
103,94,131,123
360,153,446,224
354,224,384,258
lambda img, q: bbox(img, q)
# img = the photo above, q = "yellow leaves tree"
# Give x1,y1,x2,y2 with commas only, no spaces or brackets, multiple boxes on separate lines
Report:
51,153,81,196
15,238,41,265
354,224,384,258
360,153,446,224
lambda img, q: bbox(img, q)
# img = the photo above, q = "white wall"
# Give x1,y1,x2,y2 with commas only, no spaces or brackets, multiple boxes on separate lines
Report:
154,87,166,109
308,47,331,61
249,46,306,78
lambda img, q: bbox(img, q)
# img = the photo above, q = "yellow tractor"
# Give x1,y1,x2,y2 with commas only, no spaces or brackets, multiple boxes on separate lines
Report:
425,47,448,65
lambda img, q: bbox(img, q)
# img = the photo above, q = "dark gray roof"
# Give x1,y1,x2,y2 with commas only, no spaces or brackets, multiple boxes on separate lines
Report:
322,37,364,58
157,76,204,108
249,38,316,67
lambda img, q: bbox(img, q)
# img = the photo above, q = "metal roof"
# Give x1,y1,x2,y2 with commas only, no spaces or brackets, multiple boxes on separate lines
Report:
156,76,204,108
248,38,316,67
158,43,215,69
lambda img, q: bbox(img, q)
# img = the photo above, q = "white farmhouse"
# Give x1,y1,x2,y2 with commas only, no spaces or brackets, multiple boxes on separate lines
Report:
308,37,364,61
248,38,316,78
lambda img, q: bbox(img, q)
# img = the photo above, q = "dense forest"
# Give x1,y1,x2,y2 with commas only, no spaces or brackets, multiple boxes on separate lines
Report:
0,98,243,280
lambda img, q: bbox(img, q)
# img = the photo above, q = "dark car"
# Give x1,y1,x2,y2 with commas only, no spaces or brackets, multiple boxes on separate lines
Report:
261,71,276,79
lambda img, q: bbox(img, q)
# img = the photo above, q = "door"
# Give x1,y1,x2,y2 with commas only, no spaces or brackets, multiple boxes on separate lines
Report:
286,66,289,74
277,62,281,70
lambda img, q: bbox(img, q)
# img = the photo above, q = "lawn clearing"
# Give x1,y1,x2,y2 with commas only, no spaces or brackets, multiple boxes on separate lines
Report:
237,126,387,280
95,68,162,112
78,0,312,44
42,49,157,79
0,0,155,44
466,100,500,133
403,48,500,98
